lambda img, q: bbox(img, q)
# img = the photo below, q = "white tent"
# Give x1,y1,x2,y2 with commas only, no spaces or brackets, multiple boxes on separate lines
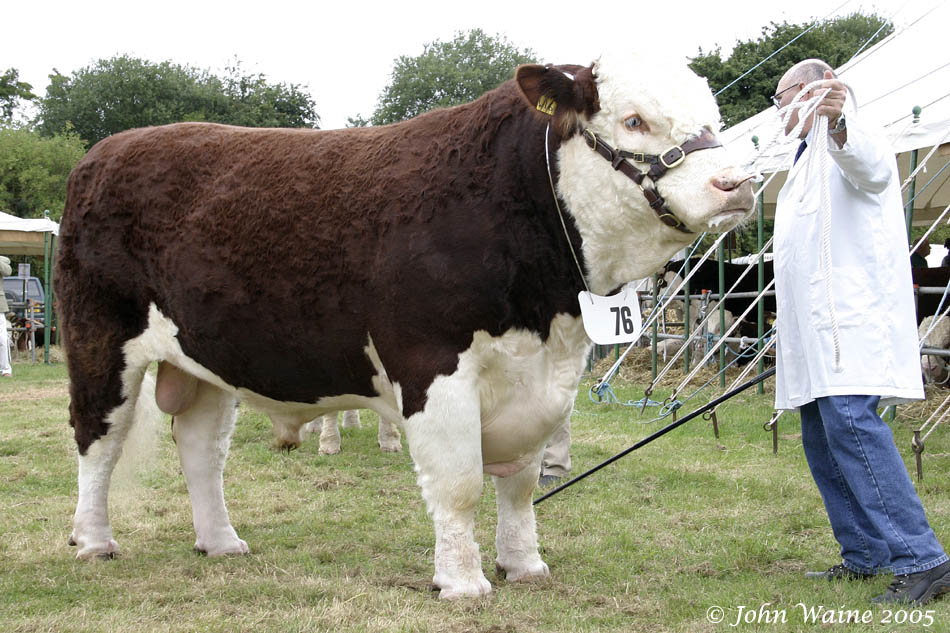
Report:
0,210,59,256
721,0,950,226
0,210,59,362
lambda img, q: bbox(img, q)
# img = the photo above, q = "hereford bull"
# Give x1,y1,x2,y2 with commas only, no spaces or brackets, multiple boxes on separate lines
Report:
57,51,754,599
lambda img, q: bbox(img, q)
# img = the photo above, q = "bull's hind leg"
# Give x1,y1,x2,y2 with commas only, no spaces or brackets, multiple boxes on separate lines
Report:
340,409,361,429
70,364,148,559
493,452,550,582
402,375,491,599
377,415,402,452
171,379,248,556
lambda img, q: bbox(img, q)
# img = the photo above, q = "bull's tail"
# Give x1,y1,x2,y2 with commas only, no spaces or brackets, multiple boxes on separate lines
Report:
111,370,165,492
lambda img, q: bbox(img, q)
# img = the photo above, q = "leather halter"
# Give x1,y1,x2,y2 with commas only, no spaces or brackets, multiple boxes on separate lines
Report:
581,127,722,234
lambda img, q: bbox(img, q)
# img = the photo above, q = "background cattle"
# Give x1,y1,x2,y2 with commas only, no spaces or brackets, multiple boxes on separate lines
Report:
919,314,950,384
277,410,402,455
56,51,753,599
913,266,950,324
664,256,776,314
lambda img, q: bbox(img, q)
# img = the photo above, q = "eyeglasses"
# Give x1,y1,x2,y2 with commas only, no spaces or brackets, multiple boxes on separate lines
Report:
771,84,799,109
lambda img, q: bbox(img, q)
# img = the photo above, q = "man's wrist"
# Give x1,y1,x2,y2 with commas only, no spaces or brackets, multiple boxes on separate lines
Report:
832,114,846,134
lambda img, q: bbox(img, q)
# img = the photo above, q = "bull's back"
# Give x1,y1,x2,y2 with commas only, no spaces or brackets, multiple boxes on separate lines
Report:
55,114,529,406
58,123,403,402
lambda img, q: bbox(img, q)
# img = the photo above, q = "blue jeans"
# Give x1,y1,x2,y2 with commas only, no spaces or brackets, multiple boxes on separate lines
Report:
800,395,947,576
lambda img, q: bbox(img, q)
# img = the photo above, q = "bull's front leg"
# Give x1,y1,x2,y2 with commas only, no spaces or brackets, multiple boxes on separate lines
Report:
493,451,550,582
402,374,491,599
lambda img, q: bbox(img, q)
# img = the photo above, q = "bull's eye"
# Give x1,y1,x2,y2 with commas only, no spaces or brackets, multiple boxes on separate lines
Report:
623,115,642,130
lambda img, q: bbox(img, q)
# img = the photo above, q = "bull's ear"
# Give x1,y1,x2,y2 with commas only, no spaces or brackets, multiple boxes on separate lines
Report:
516,64,572,116
516,64,598,136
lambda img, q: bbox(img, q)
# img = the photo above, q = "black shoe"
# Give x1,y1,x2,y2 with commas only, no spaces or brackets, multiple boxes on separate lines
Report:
872,560,950,606
538,474,561,488
804,563,874,581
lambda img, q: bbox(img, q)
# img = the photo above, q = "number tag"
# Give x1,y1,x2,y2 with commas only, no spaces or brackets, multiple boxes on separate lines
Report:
577,288,643,344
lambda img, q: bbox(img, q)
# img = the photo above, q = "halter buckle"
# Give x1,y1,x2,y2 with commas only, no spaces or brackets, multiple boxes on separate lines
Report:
582,128,598,151
660,145,686,169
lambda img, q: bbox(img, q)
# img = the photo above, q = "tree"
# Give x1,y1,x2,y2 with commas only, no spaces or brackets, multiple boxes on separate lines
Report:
214,59,320,129
36,55,319,148
366,29,537,126
0,125,86,220
686,12,893,258
690,12,893,128
0,68,37,122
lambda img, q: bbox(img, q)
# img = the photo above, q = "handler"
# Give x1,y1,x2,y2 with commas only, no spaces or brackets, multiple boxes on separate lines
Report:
771,58,950,605
0,255,11,377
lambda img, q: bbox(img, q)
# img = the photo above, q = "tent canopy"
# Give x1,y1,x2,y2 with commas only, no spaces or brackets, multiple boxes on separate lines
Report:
0,211,59,256
720,0,950,227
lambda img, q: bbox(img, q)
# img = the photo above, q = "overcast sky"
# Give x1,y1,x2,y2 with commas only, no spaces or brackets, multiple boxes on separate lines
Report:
3,0,920,130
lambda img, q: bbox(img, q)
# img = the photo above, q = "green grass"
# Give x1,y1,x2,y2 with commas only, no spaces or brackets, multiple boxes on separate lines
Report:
2,356,950,632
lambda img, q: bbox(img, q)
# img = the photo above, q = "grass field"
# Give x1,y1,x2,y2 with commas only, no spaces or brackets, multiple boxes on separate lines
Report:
2,354,950,632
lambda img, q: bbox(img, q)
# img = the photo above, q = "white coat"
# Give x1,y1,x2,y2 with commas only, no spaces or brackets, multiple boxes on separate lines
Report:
773,117,924,410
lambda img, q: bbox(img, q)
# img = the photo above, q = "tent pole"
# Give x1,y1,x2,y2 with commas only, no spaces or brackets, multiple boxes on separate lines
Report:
718,240,726,387
904,106,922,239
683,254,691,372
757,182,766,394
43,211,51,364
651,273,658,381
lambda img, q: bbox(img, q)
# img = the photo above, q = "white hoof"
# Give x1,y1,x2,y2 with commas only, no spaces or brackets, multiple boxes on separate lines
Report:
435,574,492,600
318,443,341,456
194,535,249,556
497,559,550,582
378,439,402,453
71,534,120,560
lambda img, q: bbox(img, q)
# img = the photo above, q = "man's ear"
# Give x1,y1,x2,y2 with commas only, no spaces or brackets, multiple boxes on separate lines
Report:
516,63,598,137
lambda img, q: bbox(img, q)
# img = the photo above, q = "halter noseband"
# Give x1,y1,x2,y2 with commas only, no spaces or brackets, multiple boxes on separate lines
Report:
581,127,722,234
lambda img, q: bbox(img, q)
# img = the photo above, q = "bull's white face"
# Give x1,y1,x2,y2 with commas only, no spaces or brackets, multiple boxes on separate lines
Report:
556,51,754,294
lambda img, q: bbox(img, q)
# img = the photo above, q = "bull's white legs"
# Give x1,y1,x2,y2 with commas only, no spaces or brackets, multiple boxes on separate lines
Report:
172,380,248,556
71,418,131,558
340,409,361,429
70,370,148,559
493,452,550,581
308,410,402,455
377,415,402,452
317,413,342,455
403,375,491,599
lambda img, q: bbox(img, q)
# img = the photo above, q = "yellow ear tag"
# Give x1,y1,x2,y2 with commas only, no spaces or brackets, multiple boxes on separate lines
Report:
536,95,557,116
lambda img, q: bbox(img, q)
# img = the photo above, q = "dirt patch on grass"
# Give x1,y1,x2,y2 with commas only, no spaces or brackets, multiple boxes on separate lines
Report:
0,384,68,402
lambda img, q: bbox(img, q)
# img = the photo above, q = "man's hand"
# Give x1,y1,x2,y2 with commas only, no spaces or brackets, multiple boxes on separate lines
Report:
815,70,848,145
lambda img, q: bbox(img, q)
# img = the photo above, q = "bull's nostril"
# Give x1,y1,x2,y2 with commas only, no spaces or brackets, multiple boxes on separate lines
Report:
713,178,738,192
712,174,755,192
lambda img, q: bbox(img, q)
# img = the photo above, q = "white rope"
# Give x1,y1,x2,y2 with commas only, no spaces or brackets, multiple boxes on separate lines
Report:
778,80,858,374
639,237,776,391
910,201,950,258
666,235,774,386
593,231,729,387
724,335,778,395
594,168,785,391
917,392,950,444
919,303,950,351
671,277,776,399
814,113,844,373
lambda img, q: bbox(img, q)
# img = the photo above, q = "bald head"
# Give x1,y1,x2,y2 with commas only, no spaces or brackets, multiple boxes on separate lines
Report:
778,59,835,93
775,59,838,138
